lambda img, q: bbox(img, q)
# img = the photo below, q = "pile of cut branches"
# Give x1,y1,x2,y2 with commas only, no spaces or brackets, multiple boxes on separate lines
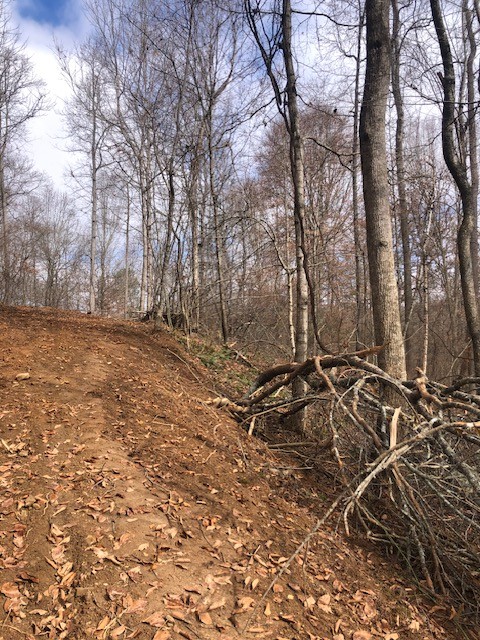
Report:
211,347,480,628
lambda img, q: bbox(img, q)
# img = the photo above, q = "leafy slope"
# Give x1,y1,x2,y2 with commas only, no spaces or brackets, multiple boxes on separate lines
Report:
0,307,456,640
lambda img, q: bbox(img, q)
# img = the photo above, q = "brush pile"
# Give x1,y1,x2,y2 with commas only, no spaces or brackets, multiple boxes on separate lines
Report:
213,347,480,628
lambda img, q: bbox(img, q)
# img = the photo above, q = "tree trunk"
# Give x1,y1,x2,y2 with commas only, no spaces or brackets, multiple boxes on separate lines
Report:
124,184,130,318
465,0,479,298
352,2,366,350
89,109,98,315
391,0,414,375
360,0,406,380
430,0,480,376
0,156,9,304
207,118,229,343
282,0,309,406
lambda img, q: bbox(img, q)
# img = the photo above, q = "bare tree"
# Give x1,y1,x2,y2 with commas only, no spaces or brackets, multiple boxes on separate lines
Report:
430,0,480,376
0,1,46,303
58,37,111,315
245,0,310,428
359,0,406,379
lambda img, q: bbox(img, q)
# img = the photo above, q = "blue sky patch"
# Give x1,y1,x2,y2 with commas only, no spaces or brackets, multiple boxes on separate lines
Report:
16,0,72,27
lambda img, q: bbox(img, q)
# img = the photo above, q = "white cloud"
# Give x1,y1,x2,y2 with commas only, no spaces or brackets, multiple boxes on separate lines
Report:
11,0,89,191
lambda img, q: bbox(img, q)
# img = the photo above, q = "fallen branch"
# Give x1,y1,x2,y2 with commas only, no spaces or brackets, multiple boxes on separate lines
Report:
220,349,480,631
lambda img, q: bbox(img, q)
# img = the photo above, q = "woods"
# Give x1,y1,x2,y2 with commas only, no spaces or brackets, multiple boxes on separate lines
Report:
0,0,479,383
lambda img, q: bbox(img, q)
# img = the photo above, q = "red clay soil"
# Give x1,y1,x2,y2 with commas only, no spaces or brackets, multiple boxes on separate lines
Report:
0,306,465,640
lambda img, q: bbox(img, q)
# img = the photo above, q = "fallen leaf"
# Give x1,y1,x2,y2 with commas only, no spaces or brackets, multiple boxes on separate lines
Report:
198,611,213,625
143,612,165,627
153,631,170,640
90,547,122,565
96,616,110,631
0,582,21,598
123,597,147,614
352,632,372,640
209,597,226,611
236,596,255,611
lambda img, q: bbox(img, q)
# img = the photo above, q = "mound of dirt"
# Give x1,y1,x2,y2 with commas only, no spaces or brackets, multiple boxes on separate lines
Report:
0,307,457,639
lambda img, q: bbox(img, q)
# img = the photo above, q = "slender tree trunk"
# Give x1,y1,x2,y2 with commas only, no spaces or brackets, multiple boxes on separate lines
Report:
282,0,309,403
187,120,206,333
0,157,9,304
391,0,414,375
431,0,480,376
207,114,228,343
157,164,176,316
140,181,149,314
465,0,479,297
124,185,130,318
353,1,366,350
89,114,98,315
360,0,406,380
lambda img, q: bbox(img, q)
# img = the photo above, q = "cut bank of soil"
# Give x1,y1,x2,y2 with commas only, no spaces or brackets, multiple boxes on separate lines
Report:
0,306,460,639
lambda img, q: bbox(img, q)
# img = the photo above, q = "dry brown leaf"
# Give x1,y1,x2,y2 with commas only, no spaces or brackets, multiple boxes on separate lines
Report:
58,561,73,577
0,582,21,598
352,632,372,640
142,612,165,627
51,545,66,564
90,547,122,565
96,615,111,631
170,610,188,622
264,602,271,616
13,535,24,548
60,571,76,587
110,625,126,637
237,596,255,611
117,533,132,547
363,601,378,619
123,597,147,614
385,634,399,640
208,597,226,611
153,631,170,640
50,523,64,537
198,611,213,625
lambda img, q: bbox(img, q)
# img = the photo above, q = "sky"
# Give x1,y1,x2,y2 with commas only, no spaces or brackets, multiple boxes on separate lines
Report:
16,0,75,27
12,0,88,189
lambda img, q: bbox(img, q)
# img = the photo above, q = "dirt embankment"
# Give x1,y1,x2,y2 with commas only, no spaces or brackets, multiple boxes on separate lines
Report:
0,307,456,639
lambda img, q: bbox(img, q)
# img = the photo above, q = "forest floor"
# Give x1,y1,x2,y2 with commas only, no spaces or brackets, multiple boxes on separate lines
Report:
0,306,464,640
